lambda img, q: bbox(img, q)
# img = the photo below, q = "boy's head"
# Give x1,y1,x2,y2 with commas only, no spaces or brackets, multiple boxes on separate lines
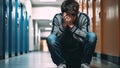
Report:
61,0,79,16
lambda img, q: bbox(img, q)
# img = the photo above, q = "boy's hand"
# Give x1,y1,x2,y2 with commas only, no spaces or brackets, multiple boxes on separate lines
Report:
62,12,76,29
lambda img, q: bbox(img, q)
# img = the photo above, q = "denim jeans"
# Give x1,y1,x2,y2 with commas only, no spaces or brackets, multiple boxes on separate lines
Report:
46,32,97,67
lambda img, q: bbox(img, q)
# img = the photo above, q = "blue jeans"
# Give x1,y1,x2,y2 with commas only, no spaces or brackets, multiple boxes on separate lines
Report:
46,32,97,66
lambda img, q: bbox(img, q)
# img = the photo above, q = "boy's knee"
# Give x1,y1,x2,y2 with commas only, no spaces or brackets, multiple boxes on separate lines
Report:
86,32,97,43
46,34,57,45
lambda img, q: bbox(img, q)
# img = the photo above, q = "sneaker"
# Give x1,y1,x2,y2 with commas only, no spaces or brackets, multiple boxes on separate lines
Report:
81,63,90,68
57,63,66,68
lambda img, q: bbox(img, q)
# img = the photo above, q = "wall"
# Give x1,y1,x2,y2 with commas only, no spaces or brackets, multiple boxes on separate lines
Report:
32,7,61,20
29,16,34,51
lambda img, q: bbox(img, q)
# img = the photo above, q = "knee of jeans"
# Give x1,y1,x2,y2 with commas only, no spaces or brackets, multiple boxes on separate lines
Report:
46,34,57,45
86,32,97,43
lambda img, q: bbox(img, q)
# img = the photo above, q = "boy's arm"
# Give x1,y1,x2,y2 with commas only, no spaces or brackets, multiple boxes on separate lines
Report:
70,13,90,42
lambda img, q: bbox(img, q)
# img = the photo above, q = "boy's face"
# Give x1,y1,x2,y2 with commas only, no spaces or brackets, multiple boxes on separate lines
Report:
63,12,76,23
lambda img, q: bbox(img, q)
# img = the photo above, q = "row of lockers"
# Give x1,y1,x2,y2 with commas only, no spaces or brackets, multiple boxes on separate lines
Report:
76,0,120,64
0,0,29,59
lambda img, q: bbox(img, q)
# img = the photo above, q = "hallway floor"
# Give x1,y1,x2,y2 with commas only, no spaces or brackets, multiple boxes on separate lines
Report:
0,51,119,68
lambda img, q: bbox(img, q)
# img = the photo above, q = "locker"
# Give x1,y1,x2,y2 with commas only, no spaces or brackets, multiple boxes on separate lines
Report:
26,13,29,53
14,0,19,56
24,12,29,53
0,0,9,59
0,0,4,59
8,0,20,57
23,8,26,53
19,4,25,54
5,0,9,58
11,1,16,57
8,0,12,57
17,5,21,55
8,0,16,57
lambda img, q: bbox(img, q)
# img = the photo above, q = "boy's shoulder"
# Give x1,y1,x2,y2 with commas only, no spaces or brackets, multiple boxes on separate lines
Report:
78,12,89,18
54,13,62,17
78,12,89,20
54,13,63,20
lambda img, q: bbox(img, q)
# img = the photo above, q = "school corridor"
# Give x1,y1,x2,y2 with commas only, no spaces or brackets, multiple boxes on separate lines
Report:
0,0,120,68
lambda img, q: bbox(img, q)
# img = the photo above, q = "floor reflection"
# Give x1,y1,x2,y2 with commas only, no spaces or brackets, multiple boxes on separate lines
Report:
0,51,119,68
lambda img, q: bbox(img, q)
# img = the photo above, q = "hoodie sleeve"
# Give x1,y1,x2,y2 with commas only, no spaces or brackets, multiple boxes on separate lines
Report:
70,13,90,42
51,14,65,38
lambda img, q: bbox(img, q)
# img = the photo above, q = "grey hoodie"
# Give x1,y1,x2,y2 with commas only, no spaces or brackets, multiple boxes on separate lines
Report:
51,12,90,43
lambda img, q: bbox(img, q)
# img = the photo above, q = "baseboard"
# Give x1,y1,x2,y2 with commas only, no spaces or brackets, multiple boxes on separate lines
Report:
94,53,120,65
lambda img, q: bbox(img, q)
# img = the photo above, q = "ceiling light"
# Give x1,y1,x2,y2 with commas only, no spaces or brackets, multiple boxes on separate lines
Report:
40,0,56,2
45,27,52,30
49,22,52,26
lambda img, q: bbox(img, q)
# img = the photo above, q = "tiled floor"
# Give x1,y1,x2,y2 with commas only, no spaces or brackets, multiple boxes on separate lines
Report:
0,51,119,68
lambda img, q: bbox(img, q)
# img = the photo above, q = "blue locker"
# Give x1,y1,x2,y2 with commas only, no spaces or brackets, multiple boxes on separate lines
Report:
4,0,9,58
8,0,16,57
8,0,12,57
11,1,17,57
14,0,19,56
0,0,9,59
23,11,26,53
19,4,24,54
17,5,21,55
25,12,29,53
0,0,4,59
26,12,29,53
23,9,26,53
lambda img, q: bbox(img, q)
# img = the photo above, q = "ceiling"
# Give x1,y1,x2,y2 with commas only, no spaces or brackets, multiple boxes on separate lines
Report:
30,0,64,7
30,0,64,32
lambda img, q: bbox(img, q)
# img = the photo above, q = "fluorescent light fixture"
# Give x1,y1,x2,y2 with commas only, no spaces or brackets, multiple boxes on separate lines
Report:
45,27,52,30
40,0,56,2
49,22,52,26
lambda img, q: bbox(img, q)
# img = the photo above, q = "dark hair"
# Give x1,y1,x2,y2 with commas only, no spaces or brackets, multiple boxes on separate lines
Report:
61,0,79,16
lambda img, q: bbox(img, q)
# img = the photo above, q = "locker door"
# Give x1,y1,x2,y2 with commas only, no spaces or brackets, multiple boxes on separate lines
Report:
0,0,9,59
14,0,19,56
119,0,120,57
95,0,102,54
92,0,102,54
88,0,93,31
27,14,29,52
19,4,24,54
87,0,102,54
23,9,26,53
24,12,27,53
11,1,16,57
17,5,21,55
5,0,9,58
0,0,4,59
25,12,29,53
26,17,29,53
82,0,88,14
8,0,13,57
